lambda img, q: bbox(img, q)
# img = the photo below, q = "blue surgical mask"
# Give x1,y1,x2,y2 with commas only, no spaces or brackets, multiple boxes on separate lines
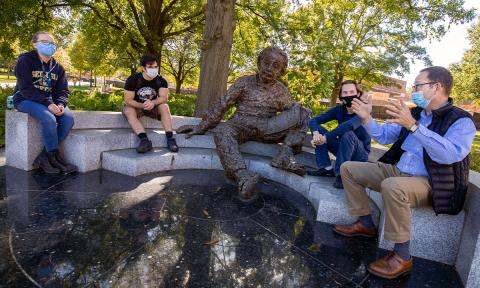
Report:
36,42,56,57
411,91,430,109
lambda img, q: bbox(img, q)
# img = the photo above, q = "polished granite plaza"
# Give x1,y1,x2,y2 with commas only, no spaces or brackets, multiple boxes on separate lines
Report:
0,164,463,287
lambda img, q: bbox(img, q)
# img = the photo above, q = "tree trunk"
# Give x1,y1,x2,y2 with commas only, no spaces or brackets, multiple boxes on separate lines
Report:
330,67,344,107
194,0,237,117
175,77,182,94
329,80,342,107
90,70,93,88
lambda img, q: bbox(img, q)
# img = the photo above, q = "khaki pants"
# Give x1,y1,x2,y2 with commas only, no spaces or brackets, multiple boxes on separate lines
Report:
340,161,432,243
122,104,163,121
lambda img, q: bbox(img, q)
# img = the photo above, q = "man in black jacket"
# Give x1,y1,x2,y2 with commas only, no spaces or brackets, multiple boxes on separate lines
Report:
333,66,476,279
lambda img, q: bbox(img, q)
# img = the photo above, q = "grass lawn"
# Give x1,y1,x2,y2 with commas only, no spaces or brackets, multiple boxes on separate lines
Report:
0,74,16,82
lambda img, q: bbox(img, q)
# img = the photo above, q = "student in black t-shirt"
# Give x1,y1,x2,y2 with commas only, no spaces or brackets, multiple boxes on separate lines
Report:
123,55,178,153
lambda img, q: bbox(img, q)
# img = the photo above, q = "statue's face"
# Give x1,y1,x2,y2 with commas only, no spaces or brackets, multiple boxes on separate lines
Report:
258,53,285,83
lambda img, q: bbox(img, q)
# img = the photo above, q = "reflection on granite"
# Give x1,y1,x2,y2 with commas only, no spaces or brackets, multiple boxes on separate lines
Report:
0,167,463,287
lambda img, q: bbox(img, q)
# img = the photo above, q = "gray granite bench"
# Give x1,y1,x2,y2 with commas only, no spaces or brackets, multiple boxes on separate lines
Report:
5,110,480,287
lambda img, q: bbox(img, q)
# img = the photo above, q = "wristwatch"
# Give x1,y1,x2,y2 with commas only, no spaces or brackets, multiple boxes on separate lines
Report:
409,122,419,133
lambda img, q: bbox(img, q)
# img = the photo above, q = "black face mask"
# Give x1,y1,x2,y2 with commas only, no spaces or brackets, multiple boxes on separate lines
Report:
342,96,359,108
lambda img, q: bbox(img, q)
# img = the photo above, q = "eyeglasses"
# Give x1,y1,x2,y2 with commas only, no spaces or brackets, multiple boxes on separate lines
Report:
36,40,56,46
412,82,437,91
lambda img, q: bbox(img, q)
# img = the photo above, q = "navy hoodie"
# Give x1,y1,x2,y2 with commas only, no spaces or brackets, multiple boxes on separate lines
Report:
13,50,69,107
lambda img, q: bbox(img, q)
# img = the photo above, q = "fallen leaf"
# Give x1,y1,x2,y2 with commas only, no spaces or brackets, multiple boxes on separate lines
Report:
204,239,219,245
202,209,209,217
307,243,321,252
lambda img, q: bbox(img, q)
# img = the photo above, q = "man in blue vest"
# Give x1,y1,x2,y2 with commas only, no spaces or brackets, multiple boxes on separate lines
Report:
333,66,476,279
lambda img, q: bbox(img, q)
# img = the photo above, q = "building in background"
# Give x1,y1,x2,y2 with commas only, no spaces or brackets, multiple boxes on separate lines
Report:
369,76,411,106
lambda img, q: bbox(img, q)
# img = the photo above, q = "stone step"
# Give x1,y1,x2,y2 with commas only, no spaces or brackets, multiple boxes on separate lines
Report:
5,110,201,171
101,147,337,211
101,146,316,177
6,110,385,172
61,129,317,173
69,111,201,130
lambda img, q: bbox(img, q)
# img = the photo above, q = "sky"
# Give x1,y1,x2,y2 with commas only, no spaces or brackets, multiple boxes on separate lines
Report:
403,0,480,86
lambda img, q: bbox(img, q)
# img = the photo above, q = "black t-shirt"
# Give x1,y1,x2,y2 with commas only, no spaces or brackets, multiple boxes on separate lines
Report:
124,73,168,103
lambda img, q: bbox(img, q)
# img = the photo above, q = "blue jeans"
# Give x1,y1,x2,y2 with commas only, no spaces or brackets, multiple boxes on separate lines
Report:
314,127,368,175
16,100,74,152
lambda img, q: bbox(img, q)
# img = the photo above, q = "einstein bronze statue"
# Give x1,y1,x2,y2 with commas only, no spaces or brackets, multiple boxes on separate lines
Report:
177,47,311,200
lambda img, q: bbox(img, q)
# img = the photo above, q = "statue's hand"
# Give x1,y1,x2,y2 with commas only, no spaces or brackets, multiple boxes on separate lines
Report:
176,125,205,139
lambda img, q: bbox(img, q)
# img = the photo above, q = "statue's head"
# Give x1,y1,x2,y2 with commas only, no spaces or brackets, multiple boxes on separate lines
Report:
257,46,288,83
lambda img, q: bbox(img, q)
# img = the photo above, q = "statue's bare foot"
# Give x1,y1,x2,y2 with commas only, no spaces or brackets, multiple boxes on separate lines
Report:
270,155,306,176
237,171,261,201
176,125,195,134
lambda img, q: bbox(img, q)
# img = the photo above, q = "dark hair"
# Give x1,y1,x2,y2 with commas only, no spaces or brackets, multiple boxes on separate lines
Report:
338,80,363,99
31,31,53,44
140,54,158,67
420,66,453,95
257,46,289,75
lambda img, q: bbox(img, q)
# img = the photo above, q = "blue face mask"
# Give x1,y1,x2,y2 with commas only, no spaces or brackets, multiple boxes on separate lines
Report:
36,42,56,57
411,91,430,109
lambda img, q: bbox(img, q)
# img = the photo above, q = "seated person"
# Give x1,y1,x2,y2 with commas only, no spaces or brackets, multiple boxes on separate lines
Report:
335,66,476,279
13,31,77,174
308,80,371,188
123,55,178,153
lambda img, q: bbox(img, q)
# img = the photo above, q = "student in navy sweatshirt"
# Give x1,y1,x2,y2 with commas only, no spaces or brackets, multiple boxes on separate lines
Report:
308,80,371,188
13,31,77,174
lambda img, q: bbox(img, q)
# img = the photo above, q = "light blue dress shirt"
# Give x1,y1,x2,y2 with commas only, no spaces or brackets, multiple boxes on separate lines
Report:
364,110,476,176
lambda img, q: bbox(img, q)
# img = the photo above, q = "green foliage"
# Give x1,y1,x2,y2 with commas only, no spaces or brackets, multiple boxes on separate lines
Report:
283,0,475,104
167,93,196,117
70,0,206,69
471,146,480,172
67,88,197,117
68,89,125,111
162,31,201,92
451,17,480,106
228,0,288,81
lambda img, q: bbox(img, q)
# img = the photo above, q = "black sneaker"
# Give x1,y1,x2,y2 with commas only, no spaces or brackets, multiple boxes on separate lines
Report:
333,175,344,189
137,138,152,153
167,138,179,152
307,167,335,177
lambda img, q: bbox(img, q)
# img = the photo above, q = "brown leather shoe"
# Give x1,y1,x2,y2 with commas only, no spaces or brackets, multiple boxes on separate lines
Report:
333,220,377,238
368,252,413,279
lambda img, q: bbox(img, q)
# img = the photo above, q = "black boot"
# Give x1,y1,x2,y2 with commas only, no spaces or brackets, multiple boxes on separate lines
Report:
55,151,77,173
137,138,153,153
33,150,61,174
46,150,75,174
